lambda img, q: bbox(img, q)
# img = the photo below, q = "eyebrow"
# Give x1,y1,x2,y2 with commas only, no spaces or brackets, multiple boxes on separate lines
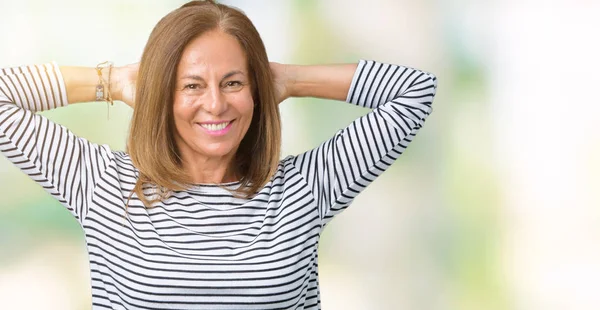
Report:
180,70,245,81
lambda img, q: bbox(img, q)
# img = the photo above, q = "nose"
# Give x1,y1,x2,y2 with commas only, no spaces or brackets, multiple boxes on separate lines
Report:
203,85,227,116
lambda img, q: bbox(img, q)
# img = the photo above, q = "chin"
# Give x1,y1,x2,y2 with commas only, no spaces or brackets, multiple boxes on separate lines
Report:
198,143,239,158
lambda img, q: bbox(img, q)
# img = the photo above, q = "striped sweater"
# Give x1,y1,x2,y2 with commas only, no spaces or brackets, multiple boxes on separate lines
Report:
0,60,437,309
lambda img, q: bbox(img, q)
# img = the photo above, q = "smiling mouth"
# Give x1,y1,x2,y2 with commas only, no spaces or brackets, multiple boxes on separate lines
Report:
199,120,232,131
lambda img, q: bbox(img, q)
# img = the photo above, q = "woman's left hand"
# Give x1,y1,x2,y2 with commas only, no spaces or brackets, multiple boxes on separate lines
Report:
270,62,293,104
112,63,139,108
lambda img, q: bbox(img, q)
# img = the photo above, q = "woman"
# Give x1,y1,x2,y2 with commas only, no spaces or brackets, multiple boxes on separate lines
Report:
0,0,437,309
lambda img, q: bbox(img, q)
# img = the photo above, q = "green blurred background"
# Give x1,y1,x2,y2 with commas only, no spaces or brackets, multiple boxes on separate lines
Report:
0,0,599,309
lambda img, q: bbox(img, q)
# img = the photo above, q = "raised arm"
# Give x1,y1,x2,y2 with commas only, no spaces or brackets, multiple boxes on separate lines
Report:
271,62,357,102
0,63,124,222
288,59,437,225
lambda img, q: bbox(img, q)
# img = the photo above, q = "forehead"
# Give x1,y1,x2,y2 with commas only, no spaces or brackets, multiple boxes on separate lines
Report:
178,30,248,75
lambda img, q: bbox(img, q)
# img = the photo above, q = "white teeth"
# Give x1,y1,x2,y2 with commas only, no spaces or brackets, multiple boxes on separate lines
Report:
200,121,230,131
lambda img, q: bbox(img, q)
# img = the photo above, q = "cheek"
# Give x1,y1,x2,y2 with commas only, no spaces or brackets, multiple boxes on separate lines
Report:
238,100,255,136
172,96,196,124
233,91,255,122
172,99,197,142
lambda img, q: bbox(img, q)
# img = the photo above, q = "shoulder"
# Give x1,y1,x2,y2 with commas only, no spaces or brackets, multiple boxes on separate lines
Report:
110,151,139,178
266,155,306,186
278,155,298,173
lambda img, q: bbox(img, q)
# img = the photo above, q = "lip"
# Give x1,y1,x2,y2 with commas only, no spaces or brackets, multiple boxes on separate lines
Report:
196,120,234,136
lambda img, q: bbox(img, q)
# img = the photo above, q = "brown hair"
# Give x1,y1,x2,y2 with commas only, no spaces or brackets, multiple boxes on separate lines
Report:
127,0,281,206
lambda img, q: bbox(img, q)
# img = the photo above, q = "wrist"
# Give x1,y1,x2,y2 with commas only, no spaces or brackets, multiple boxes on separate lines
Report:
109,66,125,102
285,64,301,98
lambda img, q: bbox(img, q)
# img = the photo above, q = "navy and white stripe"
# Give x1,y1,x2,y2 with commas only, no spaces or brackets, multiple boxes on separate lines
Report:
0,60,437,309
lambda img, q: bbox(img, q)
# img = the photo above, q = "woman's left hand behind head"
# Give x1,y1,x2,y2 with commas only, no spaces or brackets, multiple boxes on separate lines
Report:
270,62,292,105
113,62,139,108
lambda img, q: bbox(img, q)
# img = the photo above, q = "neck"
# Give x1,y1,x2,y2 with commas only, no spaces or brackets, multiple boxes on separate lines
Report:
181,155,238,185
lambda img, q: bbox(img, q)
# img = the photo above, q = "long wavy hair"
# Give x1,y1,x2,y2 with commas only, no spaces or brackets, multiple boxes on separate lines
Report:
127,0,281,206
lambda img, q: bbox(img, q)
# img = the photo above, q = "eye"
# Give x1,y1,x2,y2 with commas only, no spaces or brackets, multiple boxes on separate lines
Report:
225,81,243,88
184,84,200,90
223,80,244,92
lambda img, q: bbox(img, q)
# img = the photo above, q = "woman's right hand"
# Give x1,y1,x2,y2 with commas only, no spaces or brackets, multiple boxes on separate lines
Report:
113,63,139,108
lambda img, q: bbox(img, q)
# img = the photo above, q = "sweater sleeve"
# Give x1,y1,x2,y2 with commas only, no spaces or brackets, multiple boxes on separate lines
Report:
0,63,112,223
291,60,437,226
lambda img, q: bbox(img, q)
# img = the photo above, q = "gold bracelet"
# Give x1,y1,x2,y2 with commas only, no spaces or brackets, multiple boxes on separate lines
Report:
95,61,114,105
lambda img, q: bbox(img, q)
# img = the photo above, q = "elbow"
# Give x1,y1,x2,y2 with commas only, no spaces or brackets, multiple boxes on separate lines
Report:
400,71,438,107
